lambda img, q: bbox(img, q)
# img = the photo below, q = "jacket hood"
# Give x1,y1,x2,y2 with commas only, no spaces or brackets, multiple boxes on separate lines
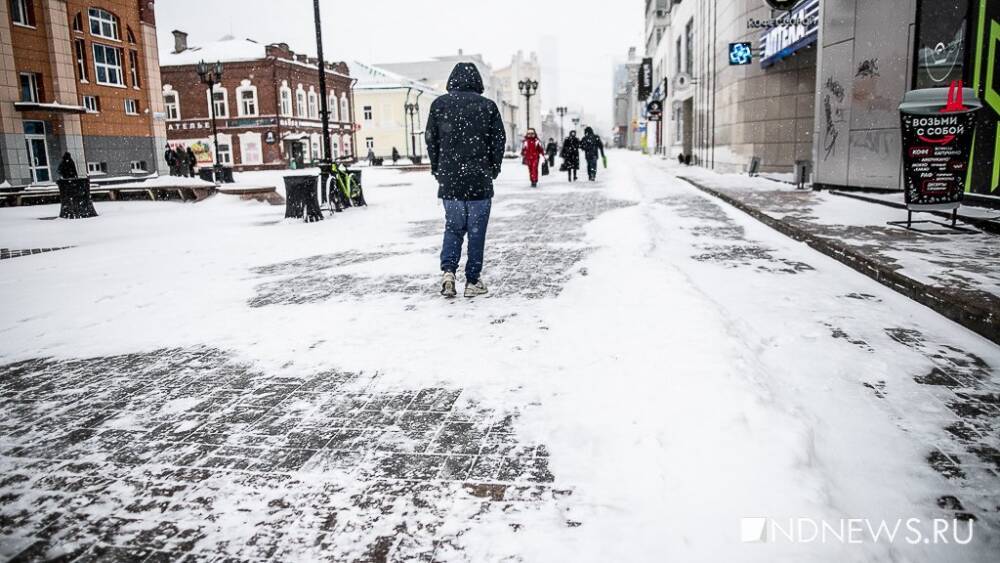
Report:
446,63,485,94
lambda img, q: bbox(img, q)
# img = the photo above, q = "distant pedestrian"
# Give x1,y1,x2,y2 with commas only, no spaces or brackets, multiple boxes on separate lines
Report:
521,128,545,188
425,63,506,298
164,145,178,176
580,127,606,181
57,152,77,179
545,137,558,167
186,146,197,177
391,147,400,165
560,130,580,182
367,147,376,165
174,145,188,177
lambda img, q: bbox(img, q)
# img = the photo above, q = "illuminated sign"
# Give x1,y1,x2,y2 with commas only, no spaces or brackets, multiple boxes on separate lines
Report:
759,0,819,68
729,42,753,65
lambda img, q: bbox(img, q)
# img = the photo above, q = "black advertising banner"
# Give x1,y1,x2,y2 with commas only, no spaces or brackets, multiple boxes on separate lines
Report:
646,100,663,122
638,58,653,101
899,85,981,207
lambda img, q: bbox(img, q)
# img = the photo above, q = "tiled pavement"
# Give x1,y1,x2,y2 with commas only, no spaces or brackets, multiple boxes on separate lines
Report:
0,348,571,562
0,248,71,261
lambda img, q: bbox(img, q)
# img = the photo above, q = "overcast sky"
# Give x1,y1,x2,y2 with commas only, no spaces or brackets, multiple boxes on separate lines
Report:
155,0,644,132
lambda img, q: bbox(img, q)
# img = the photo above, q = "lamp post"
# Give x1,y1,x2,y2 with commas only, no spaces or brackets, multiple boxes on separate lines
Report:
196,60,223,182
572,116,580,134
556,106,567,140
405,102,418,159
517,79,539,131
312,0,337,213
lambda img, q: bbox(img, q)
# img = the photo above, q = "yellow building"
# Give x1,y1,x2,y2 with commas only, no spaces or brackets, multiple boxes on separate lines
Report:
348,61,443,163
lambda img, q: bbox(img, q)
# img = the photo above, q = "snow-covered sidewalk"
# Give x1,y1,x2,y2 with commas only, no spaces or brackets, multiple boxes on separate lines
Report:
0,152,997,562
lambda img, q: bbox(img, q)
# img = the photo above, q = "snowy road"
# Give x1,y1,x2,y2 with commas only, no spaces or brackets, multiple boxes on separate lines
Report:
1,151,998,562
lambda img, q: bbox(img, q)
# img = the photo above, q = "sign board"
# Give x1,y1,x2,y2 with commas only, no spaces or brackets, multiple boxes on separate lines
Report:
646,100,663,122
638,58,654,101
265,131,276,145
899,86,981,208
729,42,753,65
759,0,819,68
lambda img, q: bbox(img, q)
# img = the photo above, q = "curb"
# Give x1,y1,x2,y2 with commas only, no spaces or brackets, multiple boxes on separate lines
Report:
679,177,1000,345
827,190,1000,235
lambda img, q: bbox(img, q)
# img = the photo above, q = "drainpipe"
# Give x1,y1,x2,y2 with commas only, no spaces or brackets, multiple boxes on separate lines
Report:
404,86,413,159
414,90,424,158
349,78,358,161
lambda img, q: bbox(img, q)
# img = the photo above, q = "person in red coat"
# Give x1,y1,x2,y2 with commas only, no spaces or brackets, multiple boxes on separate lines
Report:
520,128,545,188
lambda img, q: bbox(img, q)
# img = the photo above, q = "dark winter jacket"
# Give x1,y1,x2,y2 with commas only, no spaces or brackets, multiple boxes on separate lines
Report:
560,134,580,169
425,63,506,200
580,129,605,161
392,147,400,162
57,153,77,179
545,141,558,157
186,148,197,169
164,148,176,166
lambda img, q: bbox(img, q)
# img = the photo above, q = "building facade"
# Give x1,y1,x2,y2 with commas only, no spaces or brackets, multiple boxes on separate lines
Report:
348,61,442,161
160,34,355,171
612,47,642,149
1,0,166,186
494,51,543,144
814,0,999,197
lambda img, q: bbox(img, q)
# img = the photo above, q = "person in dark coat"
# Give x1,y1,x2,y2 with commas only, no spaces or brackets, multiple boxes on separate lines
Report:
174,145,188,177
560,130,580,182
57,152,77,179
164,145,178,176
391,147,400,164
425,62,506,298
186,146,197,177
545,138,558,168
580,127,606,181
367,148,376,165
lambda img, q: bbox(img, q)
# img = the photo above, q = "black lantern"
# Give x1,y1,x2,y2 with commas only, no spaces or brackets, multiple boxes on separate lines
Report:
196,59,224,182
555,106,567,140
517,79,539,131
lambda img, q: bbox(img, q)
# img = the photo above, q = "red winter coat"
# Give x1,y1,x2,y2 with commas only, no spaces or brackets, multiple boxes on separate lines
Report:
521,137,545,164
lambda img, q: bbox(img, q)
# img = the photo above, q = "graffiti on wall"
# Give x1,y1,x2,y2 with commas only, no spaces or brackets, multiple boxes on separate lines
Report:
822,76,846,160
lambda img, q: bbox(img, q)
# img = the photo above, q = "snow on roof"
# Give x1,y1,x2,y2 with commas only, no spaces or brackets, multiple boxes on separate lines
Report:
160,36,266,66
347,61,443,95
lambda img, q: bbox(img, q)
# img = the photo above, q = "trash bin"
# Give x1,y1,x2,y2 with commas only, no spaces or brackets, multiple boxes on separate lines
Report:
57,178,98,219
283,175,324,222
198,168,214,182
899,82,981,212
794,160,812,190
221,167,234,183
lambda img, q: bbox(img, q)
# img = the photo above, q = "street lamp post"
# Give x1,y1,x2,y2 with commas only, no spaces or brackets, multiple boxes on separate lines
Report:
517,79,539,131
405,102,418,159
556,106,567,140
196,60,224,183
572,116,580,134
312,0,338,214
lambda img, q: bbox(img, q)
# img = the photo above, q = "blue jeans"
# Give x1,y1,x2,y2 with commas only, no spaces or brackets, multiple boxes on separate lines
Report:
441,198,492,283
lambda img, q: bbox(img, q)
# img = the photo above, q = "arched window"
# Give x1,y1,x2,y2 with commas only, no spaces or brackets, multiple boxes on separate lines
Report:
295,85,306,117
88,7,119,40
206,84,228,118
341,134,352,157
331,135,340,159
339,94,349,123
307,87,318,120
126,26,136,44
162,84,180,120
236,79,258,117
279,80,292,117
328,92,338,121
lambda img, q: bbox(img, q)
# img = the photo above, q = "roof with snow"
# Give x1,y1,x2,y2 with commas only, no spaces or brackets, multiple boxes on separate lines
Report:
160,35,266,66
347,61,443,95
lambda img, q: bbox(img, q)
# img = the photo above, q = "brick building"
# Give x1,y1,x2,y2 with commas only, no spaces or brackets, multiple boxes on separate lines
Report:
160,32,356,171
1,0,167,186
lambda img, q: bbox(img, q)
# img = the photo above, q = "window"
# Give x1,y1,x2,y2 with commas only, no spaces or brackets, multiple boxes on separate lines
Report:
74,39,88,82
311,135,320,160
128,50,140,87
279,82,292,116
72,12,83,32
341,134,352,156
93,43,124,86
11,0,33,27
340,95,349,123
83,95,99,112
295,86,306,117
675,37,682,74
329,93,339,121
237,81,257,116
331,137,339,159
126,26,136,44
913,0,970,89
19,72,40,102
363,105,373,121
307,89,318,119
216,142,232,165
162,88,179,120
674,106,683,143
124,98,138,114
239,132,262,165
684,18,693,75
88,7,119,40
129,160,147,172
365,137,374,150
87,162,107,175
207,86,228,117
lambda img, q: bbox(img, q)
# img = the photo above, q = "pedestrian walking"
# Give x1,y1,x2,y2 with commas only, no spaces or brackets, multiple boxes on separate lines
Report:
164,145,178,176
425,63,506,298
545,137,558,168
57,152,77,179
580,127,606,181
560,130,580,182
175,145,189,178
367,147,376,165
521,128,545,188
186,146,197,177
391,147,400,165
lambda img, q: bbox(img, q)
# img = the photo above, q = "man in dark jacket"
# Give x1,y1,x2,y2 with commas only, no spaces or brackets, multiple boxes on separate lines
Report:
580,127,606,181
560,130,580,182
164,145,177,176
425,63,506,298
57,152,77,179
545,138,558,168
186,146,197,177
